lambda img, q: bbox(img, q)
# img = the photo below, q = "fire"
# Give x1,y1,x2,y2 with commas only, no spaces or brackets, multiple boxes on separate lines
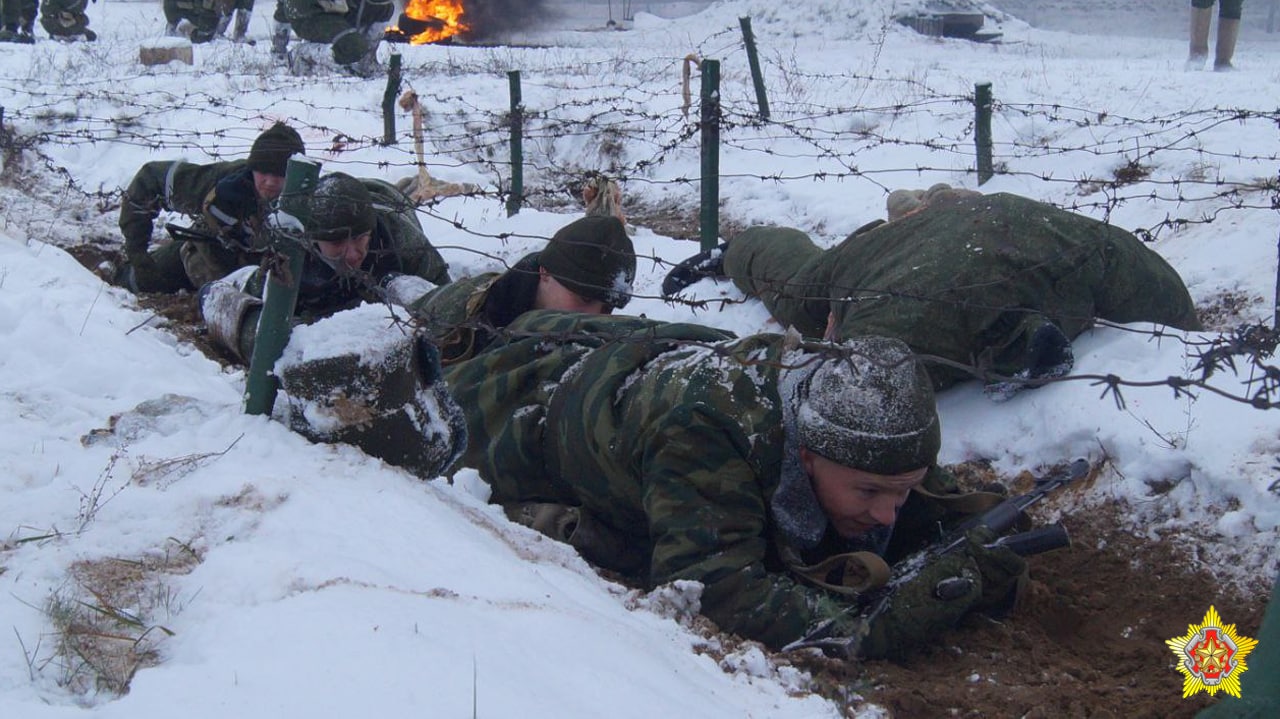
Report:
397,0,470,44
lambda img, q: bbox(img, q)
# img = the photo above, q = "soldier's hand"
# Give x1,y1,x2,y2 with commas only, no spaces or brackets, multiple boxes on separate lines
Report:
965,526,1028,613
858,550,981,660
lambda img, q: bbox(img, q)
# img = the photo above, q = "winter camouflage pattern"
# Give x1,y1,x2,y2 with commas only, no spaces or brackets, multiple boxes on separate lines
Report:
723,192,1201,388
408,272,500,363
443,310,962,649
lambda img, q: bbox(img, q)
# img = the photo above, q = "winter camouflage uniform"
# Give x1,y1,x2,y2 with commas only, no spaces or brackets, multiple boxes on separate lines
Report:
411,215,637,364
444,310,1009,654
163,0,233,42
118,159,265,293
38,0,93,40
722,192,1201,389
274,0,392,69
408,263,520,364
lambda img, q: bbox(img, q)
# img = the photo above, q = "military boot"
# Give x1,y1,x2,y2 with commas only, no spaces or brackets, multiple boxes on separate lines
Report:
1214,17,1240,71
1185,6,1212,71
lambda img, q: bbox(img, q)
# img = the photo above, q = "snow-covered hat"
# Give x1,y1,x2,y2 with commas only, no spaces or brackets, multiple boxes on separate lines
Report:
797,336,940,474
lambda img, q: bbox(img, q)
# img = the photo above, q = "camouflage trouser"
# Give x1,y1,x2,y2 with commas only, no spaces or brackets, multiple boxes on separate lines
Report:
721,193,1201,390
38,0,89,37
276,0,392,64
178,237,258,289
722,226,831,339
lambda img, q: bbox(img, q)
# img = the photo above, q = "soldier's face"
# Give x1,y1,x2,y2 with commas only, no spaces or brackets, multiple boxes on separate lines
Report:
316,231,372,270
534,268,610,315
800,448,927,538
253,171,287,201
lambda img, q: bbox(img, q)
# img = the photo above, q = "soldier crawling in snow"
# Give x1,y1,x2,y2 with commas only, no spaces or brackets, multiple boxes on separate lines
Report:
116,122,306,294
408,214,636,365
441,311,1028,659
662,187,1201,398
199,171,450,364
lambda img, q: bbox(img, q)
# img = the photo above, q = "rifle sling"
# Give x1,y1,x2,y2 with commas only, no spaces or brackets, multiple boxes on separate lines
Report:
786,551,891,596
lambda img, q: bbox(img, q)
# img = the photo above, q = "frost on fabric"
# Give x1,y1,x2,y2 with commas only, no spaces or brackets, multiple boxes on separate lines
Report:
800,338,931,443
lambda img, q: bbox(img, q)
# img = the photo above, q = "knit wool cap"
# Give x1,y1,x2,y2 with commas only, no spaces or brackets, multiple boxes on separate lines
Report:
797,336,940,475
538,215,636,309
307,173,376,242
247,122,305,177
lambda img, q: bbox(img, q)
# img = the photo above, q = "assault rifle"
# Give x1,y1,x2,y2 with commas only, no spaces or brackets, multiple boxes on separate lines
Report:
783,458,1091,658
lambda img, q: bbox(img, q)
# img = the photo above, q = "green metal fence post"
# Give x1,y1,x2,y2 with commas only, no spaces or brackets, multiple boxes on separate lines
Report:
975,82,993,185
739,17,770,122
382,51,402,146
243,157,322,416
699,59,721,252
506,70,524,217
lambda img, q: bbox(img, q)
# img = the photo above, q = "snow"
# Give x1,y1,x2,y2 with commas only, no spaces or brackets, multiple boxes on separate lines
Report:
1,0,1278,716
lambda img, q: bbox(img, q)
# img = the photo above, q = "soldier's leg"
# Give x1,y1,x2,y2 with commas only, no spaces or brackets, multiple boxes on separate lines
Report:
179,239,254,288
118,241,196,294
1188,1,1215,70
722,226,830,337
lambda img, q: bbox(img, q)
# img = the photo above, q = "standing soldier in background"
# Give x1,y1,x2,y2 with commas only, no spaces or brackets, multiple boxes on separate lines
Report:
117,122,305,293
1187,0,1242,71
0,0,36,43
409,215,636,364
38,0,94,41
272,0,393,76
199,172,452,364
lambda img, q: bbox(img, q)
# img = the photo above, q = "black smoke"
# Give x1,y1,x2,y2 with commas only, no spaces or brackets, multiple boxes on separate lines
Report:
460,0,548,39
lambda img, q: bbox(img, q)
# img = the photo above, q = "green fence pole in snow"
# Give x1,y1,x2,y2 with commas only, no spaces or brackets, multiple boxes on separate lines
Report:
975,82,993,185
739,17,770,121
244,157,322,417
507,70,524,217
699,59,721,252
382,51,402,146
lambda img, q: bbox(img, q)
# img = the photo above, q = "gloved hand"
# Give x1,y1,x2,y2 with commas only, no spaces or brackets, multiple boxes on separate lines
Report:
966,526,1029,614
857,550,981,660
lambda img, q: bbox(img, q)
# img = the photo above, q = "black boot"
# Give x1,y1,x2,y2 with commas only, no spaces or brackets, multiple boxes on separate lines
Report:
661,242,729,298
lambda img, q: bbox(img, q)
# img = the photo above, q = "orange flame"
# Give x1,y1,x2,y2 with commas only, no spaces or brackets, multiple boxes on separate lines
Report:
400,0,470,44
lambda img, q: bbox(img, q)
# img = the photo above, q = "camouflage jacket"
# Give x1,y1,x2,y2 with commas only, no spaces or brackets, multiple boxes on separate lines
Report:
409,252,542,364
242,178,450,319
726,192,1200,388
119,159,246,261
443,310,956,649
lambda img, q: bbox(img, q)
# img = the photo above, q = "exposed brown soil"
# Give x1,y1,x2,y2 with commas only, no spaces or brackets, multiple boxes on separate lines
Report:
785,498,1267,719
